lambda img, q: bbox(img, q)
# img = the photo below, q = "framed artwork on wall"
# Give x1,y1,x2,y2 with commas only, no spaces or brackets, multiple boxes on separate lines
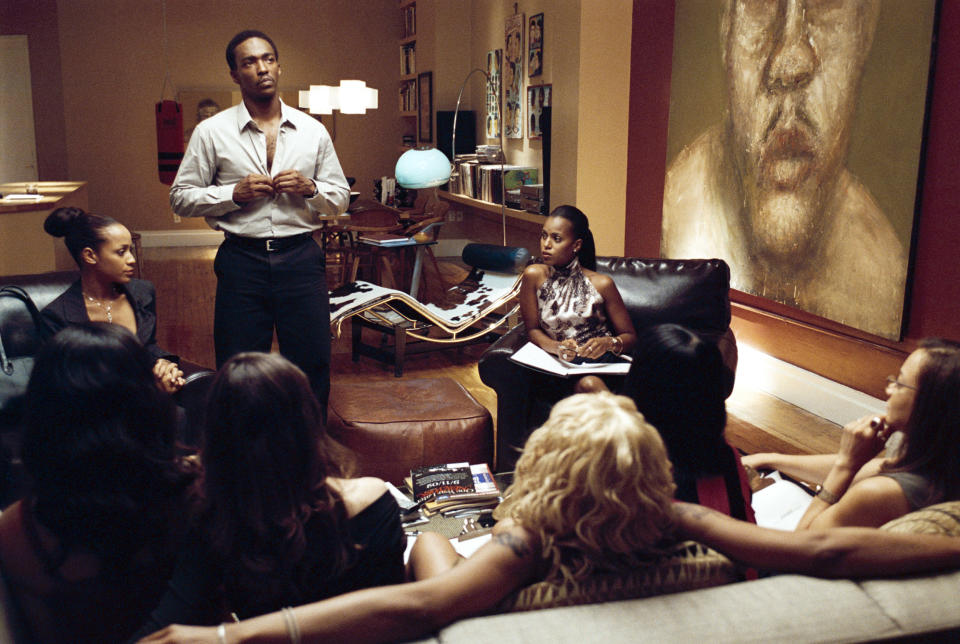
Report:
504,13,524,139
528,13,543,78
486,49,502,140
418,71,433,143
527,84,551,139
660,1,937,341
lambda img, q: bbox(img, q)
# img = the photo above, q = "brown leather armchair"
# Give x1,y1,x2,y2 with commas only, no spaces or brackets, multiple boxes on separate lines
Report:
478,257,737,472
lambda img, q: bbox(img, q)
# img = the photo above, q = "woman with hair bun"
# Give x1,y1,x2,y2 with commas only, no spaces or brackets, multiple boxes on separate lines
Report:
40,206,184,392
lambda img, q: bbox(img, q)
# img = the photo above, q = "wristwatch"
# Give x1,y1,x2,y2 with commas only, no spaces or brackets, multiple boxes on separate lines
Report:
611,336,623,356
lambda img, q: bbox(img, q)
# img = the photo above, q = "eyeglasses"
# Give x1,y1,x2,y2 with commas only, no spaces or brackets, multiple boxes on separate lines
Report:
886,375,917,391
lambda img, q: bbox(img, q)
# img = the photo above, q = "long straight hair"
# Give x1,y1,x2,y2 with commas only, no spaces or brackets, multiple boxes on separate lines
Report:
887,338,960,500
200,353,353,615
621,324,733,494
21,323,192,571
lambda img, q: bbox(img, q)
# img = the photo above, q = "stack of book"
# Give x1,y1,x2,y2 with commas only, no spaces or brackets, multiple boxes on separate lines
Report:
408,462,501,516
357,232,412,246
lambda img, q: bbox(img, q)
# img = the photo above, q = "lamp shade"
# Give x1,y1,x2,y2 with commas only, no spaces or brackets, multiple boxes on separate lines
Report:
395,147,452,188
339,80,378,114
308,85,338,115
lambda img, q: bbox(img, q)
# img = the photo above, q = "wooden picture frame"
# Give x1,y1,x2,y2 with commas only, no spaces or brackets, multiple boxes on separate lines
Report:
418,71,433,143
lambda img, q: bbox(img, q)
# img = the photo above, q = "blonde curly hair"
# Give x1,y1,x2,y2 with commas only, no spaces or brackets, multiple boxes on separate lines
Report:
495,392,677,584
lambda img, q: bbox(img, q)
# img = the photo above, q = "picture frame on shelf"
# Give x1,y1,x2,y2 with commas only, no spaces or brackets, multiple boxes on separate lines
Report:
527,84,551,139
418,71,433,142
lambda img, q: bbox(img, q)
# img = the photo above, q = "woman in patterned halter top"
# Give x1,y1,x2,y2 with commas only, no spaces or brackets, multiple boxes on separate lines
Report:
519,205,636,363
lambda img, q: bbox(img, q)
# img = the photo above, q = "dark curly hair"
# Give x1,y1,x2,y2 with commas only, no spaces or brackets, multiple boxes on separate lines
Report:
43,206,121,265
200,352,354,616
21,323,194,572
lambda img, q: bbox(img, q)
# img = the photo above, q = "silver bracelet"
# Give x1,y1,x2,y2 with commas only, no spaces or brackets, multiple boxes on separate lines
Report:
282,606,302,644
816,485,840,505
217,623,227,644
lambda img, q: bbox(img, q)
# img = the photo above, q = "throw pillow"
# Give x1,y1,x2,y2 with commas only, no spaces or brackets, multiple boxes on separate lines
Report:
498,540,738,613
879,501,960,536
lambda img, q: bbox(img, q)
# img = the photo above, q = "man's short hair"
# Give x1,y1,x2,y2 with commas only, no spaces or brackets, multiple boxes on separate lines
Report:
225,30,278,71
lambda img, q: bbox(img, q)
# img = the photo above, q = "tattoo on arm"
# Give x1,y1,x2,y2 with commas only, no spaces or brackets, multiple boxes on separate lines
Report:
675,503,715,521
493,532,532,559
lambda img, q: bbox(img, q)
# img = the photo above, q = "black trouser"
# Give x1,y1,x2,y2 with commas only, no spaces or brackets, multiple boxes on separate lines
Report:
214,234,330,415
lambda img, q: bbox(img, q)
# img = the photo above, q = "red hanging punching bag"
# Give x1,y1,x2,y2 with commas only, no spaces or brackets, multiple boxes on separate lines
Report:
156,99,184,185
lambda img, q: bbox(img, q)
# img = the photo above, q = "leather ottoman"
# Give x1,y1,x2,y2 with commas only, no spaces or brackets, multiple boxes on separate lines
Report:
327,377,493,484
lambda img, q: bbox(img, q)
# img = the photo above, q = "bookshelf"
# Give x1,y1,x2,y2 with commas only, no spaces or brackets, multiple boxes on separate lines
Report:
399,1,417,147
438,190,544,225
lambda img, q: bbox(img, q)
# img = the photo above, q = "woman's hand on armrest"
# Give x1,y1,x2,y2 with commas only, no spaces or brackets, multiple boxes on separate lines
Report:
154,358,185,394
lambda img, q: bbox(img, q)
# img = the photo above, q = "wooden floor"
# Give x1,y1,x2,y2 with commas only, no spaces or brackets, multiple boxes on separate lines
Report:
141,245,841,458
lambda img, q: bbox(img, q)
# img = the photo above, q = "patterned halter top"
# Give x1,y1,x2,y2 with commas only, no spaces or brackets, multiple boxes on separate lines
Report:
536,257,613,345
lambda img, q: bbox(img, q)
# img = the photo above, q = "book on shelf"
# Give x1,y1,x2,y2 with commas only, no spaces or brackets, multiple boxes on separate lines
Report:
509,341,632,377
407,463,501,516
357,232,413,246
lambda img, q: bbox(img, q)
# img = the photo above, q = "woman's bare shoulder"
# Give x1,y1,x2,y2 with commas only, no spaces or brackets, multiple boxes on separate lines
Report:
522,263,548,280
327,476,388,518
585,270,615,291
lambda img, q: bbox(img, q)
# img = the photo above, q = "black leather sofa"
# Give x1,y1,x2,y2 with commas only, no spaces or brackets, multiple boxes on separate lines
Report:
0,270,213,506
478,257,737,472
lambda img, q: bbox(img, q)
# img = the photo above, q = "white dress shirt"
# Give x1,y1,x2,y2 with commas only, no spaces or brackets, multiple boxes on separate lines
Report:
170,100,350,238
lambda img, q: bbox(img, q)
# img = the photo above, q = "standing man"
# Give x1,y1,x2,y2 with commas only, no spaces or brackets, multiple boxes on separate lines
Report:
171,30,349,412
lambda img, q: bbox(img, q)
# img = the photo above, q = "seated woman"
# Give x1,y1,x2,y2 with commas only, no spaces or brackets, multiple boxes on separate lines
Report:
0,324,197,643
40,206,184,393
138,352,405,631
509,205,637,457
141,391,678,643
587,324,753,522
744,338,960,529
520,205,636,363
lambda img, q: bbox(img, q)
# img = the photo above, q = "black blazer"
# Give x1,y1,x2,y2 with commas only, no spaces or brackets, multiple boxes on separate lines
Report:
39,279,178,363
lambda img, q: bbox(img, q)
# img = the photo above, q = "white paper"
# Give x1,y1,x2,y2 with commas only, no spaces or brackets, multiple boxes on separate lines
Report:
510,341,632,377
751,471,815,531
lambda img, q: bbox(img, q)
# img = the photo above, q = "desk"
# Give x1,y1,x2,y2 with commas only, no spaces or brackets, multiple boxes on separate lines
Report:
0,182,88,275
357,237,436,298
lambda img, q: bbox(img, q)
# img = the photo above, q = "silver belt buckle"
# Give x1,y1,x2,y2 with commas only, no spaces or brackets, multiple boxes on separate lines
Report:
265,238,277,252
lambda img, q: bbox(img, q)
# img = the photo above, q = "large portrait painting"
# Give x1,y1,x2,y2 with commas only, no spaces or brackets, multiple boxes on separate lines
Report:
661,1,936,340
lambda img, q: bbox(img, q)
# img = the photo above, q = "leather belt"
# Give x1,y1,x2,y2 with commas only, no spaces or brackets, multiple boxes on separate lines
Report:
225,232,313,252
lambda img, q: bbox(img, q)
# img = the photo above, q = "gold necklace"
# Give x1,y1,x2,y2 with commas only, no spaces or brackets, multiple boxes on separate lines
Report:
84,289,118,323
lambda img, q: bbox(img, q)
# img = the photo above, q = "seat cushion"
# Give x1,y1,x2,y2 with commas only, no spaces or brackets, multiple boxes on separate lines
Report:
327,378,493,484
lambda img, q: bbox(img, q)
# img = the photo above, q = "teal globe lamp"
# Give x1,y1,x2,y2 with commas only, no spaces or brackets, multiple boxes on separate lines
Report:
394,147,452,189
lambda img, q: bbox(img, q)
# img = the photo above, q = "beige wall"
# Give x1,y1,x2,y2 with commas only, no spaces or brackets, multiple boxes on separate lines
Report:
575,1,631,256
54,0,398,233
11,0,632,251
428,0,581,214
